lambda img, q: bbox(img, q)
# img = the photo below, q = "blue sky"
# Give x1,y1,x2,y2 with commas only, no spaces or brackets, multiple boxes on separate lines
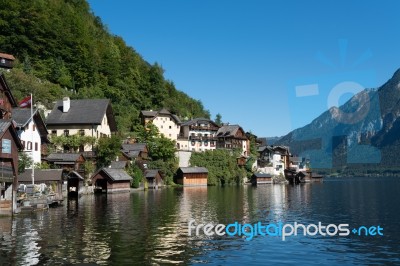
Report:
88,0,400,137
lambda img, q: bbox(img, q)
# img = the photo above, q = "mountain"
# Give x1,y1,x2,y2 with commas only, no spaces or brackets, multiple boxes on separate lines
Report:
0,0,210,133
276,69,400,172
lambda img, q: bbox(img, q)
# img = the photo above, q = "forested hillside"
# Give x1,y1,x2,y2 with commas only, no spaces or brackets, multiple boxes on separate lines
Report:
0,0,209,133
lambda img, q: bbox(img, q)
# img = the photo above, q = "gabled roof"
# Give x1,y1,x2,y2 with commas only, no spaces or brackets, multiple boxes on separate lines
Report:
121,143,147,152
140,108,181,124
46,99,117,131
110,161,128,169
122,150,140,159
97,168,132,181
178,167,208,174
46,153,83,162
18,169,63,182
0,120,23,150
0,53,15,60
13,108,48,137
252,173,272,178
67,170,84,180
216,125,246,139
145,169,161,179
181,118,220,128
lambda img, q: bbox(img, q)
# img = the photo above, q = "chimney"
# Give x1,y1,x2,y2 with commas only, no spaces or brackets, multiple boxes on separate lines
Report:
63,97,70,113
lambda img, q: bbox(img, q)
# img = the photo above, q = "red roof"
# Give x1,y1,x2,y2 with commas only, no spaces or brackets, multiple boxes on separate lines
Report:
0,53,15,60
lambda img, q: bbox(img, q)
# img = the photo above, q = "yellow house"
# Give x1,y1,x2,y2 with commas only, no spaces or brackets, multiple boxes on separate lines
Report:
140,108,181,141
46,97,117,152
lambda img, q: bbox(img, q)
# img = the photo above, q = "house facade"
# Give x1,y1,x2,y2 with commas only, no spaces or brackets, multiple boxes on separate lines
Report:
0,74,17,120
0,53,15,69
140,108,181,141
0,120,23,214
13,108,49,165
177,118,220,152
46,97,117,152
216,125,250,156
257,145,290,175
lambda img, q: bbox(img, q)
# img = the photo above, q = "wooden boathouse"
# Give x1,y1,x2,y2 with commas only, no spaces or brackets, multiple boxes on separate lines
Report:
91,168,132,193
145,169,163,189
251,173,273,185
176,167,208,186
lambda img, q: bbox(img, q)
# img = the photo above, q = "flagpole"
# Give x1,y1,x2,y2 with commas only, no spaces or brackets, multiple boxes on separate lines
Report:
31,93,34,185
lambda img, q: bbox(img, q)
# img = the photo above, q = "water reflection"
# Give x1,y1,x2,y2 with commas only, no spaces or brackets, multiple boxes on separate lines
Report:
0,178,399,265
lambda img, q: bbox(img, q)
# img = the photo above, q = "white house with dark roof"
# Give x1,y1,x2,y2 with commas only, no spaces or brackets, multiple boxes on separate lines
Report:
46,97,117,151
13,108,49,165
177,118,220,152
140,108,181,141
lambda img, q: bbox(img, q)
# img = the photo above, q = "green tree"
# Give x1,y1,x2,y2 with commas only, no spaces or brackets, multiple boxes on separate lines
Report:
18,152,33,173
95,135,122,168
189,149,247,185
127,163,143,188
215,113,222,126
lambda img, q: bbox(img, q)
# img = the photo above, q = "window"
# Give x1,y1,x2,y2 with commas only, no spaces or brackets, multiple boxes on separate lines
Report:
64,130,69,136
27,141,32,150
161,125,163,129
79,130,85,136
51,130,57,135
33,124,36,131
35,142,38,151
21,140,25,149
169,126,172,129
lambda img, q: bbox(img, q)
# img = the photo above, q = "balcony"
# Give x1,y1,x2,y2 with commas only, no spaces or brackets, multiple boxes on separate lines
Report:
189,136,218,141
189,125,219,131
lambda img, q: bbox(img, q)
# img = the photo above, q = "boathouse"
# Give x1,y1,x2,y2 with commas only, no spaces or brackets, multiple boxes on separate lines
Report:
145,169,163,189
18,169,64,202
91,168,132,193
176,167,208,186
66,170,85,196
251,173,273,185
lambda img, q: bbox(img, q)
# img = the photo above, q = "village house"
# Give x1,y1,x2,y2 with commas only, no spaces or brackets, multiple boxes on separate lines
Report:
0,53,15,70
0,72,23,214
216,124,250,156
44,153,86,176
177,118,220,152
0,74,18,120
13,108,49,165
120,143,149,162
140,108,181,141
91,168,132,193
175,167,208,186
257,145,290,175
0,120,23,214
45,97,117,152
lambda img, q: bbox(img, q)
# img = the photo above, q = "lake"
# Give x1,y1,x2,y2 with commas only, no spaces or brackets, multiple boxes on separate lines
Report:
1,176,399,265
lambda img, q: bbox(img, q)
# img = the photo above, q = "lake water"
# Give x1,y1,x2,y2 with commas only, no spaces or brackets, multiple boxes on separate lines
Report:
0,176,399,265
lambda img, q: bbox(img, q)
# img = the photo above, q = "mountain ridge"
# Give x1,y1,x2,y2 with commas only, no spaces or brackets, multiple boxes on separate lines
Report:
276,68,400,171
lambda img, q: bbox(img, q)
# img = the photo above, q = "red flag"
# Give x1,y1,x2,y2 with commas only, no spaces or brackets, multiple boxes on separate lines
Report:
19,96,31,108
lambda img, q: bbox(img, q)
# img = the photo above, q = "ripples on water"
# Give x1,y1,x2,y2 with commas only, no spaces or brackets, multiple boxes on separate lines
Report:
0,177,399,265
